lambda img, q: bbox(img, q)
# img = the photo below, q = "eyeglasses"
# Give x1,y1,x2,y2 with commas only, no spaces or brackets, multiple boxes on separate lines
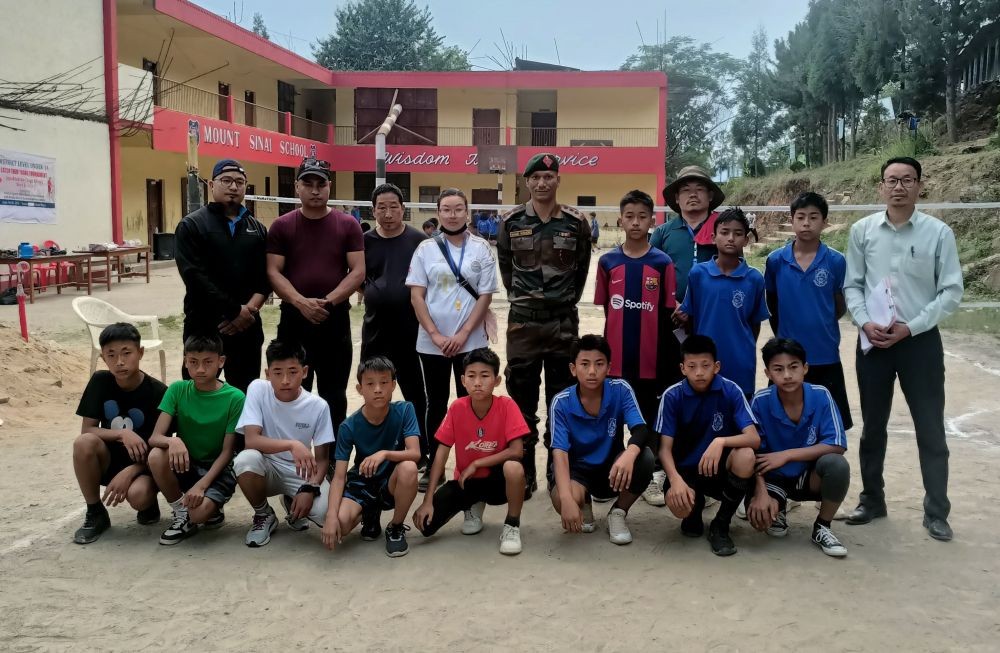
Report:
439,207,467,216
882,177,918,189
216,177,246,188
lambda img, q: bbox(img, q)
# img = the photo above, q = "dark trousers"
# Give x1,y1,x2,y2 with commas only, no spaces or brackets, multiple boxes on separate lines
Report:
277,304,352,433
418,353,467,463
855,328,950,520
362,335,428,460
181,319,263,393
505,312,578,484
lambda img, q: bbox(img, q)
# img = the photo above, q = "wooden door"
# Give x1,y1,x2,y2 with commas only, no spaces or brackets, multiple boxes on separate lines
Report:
145,179,164,245
472,109,500,145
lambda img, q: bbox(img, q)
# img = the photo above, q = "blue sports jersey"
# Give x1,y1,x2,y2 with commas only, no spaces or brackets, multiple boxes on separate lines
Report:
680,258,769,397
764,242,846,365
655,375,757,469
550,378,645,467
335,401,420,477
750,383,847,478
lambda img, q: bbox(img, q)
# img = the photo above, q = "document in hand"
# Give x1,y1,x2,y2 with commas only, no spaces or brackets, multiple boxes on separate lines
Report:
859,277,897,354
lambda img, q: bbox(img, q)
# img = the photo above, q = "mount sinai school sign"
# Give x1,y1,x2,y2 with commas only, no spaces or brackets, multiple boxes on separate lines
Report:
153,108,660,174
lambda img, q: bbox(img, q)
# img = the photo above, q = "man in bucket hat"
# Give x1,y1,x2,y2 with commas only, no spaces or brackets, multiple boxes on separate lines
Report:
497,153,591,499
650,165,726,304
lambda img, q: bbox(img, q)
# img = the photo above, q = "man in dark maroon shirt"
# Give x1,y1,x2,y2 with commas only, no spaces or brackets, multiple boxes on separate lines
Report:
266,158,365,431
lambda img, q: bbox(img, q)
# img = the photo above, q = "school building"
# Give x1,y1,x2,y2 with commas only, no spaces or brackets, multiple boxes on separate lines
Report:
2,0,666,251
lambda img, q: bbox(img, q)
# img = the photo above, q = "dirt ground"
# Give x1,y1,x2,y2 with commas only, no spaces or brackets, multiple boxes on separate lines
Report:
1,259,999,652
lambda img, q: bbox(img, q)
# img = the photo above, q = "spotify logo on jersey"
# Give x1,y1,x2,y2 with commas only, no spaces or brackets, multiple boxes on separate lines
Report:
610,295,653,311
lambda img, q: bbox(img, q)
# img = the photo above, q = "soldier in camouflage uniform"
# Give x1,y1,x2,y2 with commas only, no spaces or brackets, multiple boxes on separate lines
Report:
497,153,591,498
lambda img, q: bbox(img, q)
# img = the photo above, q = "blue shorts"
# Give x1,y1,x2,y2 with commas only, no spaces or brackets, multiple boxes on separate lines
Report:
343,468,395,512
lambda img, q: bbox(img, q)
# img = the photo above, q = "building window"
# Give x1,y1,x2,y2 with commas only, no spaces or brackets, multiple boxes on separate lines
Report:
355,88,437,145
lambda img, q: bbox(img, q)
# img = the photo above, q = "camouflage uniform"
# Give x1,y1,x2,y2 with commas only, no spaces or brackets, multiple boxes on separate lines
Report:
497,200,591,490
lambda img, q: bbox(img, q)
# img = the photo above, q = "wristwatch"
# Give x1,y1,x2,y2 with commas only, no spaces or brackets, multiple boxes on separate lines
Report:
297,483,321,496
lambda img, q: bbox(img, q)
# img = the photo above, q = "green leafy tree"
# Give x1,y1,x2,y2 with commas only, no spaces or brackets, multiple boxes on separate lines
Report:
251,12,269,40
620,37,741,176
313,0,470,71
731,28,779,171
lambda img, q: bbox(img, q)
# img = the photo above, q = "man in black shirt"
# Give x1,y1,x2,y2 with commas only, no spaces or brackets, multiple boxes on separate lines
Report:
174,159,269,392
360,183,429,467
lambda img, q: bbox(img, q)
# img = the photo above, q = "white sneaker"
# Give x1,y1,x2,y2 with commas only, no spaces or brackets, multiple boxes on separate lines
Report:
642,470,666,506
812,524,848,557
607,507,633,545
581,502,596,533
462,502,486,535
736,501,748,520
245,511,278,547
499,524,522,555
159,510,198,545
787,500,801,512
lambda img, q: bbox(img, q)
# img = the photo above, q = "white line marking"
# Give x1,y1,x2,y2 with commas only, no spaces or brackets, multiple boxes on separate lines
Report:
944,350,1000,378
1,507,85,556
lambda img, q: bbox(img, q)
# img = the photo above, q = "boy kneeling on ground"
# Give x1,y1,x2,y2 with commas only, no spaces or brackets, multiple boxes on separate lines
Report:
413,348,528,555
148,335,244,545
549,334,656,545
234,340,335,547
72,322,168,544
322,357,420,557
748,338,850,557
656,335,760,556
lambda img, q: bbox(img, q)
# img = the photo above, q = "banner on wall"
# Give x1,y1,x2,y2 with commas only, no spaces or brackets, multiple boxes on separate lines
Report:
0,149,57,224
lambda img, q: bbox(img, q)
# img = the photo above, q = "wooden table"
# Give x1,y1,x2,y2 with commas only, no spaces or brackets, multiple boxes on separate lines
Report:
0,253,94,304
73,246,151,291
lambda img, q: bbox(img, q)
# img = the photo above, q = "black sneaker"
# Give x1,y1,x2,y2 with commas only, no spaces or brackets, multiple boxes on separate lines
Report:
708,520,737,556
136,503,161,525
385,522,410,557
203,509,225,530
73,507,110,544
159,512,199,545
361,506,382,541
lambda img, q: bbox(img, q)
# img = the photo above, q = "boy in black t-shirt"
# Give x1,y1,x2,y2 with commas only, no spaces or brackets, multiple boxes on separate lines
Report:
73,323,168,544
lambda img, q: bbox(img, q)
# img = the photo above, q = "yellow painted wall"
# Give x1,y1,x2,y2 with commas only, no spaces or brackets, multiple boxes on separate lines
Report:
542,174,658,211
120,143,280,242
437,88,515,130
556,88,659,128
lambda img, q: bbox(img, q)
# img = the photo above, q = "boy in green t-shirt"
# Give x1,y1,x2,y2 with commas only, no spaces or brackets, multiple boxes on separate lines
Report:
148,335,245,545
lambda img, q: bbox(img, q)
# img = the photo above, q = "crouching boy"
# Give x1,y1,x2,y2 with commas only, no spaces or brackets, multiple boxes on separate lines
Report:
548,335,656,545
148,335,244,545
322,357,420,557
748,338,850,557
234,340,335,547
413,348,528,555
72,322,168,544
656,335,760,556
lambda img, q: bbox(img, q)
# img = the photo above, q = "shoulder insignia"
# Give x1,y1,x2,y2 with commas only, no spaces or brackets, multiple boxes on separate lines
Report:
561,205,586,221
501,204,526,221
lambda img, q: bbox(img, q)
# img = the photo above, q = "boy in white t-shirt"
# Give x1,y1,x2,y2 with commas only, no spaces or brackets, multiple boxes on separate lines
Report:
233,340,335,547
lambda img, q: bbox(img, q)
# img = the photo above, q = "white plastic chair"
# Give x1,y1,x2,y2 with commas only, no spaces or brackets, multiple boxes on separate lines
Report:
71,297,168,382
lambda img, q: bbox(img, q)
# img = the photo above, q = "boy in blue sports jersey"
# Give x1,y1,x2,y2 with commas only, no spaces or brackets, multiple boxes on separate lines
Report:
748,338,851,557
656,335,759,556
548,335,655,545
764,192,852,429
674,208,769,398
595,189,679,507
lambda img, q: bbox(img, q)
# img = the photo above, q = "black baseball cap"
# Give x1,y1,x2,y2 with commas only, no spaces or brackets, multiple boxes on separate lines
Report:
297,158,331,181
212,159,246,179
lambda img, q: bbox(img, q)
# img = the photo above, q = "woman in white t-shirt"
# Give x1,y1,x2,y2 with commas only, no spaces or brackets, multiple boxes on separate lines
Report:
406,188,498,454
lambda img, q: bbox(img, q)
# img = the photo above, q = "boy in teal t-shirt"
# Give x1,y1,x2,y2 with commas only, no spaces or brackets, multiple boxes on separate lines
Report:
148,335,245,545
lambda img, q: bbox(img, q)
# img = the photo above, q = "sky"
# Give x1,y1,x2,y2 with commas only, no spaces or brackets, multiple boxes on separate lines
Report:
192,0,813,69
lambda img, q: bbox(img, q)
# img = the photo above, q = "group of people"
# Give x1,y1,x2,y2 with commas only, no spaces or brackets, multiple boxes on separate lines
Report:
70,151,963,559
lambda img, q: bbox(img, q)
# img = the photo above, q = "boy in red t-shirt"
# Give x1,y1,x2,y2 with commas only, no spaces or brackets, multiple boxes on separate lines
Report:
413,348,529,555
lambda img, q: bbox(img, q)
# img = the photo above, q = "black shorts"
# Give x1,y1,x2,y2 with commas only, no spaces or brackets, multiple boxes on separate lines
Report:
100,442,149,487
805,362,853,430
665,448,733,501
755,465,820,510
175,461,237,506
546,448,654,499
418,465,517,537
343,468,395,512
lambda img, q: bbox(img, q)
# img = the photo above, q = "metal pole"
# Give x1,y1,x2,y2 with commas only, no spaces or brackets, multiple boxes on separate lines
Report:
375,102,402,188
186,119,202,214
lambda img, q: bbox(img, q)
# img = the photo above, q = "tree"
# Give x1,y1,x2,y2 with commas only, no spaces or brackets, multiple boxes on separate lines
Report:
731,28,780,171
313,0,470,71
620,37,742,176
251,12,269,40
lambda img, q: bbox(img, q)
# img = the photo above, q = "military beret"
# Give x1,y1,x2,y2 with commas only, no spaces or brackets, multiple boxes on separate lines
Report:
523,152,559,177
